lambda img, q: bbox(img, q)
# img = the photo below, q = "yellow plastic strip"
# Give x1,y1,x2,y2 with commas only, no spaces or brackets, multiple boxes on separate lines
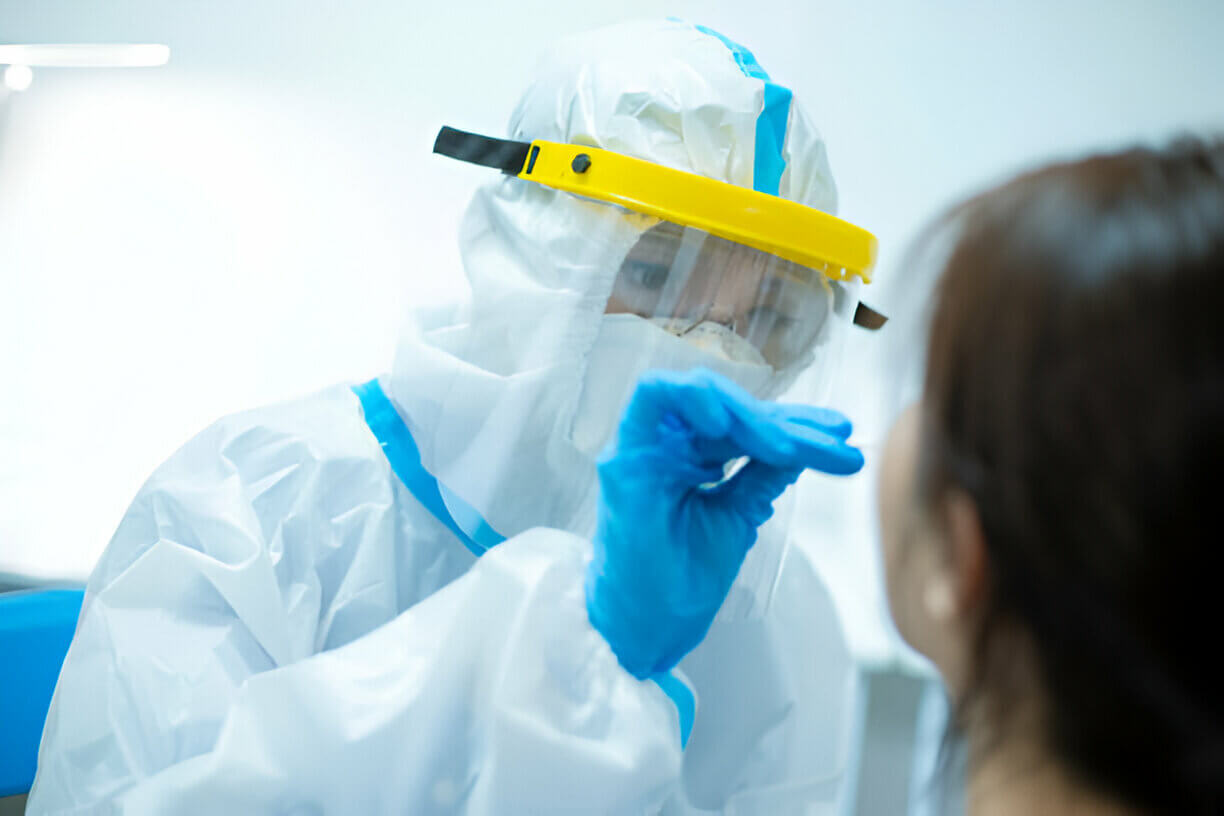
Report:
517,140,878,283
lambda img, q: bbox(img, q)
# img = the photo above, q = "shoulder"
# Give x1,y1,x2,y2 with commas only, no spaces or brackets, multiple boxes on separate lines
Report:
169,382,380,472
91,383,389,584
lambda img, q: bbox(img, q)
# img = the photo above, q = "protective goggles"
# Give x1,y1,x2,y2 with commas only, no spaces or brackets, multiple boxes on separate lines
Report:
434,127,885,368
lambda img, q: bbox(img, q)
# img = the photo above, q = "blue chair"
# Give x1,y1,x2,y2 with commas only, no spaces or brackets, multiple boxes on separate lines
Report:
0,589,84,797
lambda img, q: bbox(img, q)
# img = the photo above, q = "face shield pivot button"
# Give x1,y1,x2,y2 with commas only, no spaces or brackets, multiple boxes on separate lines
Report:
572,154,592,173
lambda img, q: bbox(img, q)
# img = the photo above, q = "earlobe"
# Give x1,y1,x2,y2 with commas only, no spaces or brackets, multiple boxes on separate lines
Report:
945,489,989,615
922,577,957,622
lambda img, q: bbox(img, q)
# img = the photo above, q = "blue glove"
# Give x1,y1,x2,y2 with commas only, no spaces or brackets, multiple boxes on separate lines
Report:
585,368,865,680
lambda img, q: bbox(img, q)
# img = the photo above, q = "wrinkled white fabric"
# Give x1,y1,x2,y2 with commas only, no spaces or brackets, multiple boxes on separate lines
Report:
30,18,859,816
104,527,682,816
30,384,855,814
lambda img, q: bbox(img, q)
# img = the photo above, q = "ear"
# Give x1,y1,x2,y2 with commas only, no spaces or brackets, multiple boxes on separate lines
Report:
943,489,989,617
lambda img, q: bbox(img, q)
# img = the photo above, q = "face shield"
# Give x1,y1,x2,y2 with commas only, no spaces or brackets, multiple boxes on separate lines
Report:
427,126,881,618
433,126,879,368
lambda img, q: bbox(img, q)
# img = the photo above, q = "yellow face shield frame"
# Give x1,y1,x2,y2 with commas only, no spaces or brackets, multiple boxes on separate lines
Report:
433,126,879,285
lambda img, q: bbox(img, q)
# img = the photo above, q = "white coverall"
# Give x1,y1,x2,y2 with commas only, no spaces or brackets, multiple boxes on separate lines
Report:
29,19,858,815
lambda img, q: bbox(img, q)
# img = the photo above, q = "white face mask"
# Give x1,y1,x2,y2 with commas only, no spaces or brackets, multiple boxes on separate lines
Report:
570,313,778,458
648,318,770,367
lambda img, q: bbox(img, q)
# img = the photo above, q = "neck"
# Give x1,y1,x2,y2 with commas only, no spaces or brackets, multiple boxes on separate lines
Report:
964,728,1140,816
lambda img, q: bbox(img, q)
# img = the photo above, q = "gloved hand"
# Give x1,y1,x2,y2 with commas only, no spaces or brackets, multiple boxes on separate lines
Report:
586,368,864,680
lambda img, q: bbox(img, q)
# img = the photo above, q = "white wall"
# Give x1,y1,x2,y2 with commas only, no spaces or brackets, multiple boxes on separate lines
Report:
2,0,1223,663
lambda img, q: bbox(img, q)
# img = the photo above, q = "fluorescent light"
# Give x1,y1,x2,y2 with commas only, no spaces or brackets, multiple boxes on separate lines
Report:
4,64,33,91
0,44,170,68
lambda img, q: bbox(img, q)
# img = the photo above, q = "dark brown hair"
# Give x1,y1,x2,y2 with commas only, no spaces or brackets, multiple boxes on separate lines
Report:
921,138,1224,813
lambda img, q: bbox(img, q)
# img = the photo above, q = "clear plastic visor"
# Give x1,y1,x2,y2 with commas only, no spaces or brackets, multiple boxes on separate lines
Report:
607,219,836,370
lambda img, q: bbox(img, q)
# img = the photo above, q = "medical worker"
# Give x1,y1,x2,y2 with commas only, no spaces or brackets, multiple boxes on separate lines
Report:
29,19,878,814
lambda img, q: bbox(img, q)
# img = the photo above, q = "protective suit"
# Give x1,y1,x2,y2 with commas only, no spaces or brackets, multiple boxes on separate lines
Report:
29,19,869,815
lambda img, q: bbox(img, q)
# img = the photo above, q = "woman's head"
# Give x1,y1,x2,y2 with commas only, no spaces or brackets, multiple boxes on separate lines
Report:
878,138,1224,812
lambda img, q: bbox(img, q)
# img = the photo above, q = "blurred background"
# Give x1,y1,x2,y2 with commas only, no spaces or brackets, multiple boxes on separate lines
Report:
3,1,1223,812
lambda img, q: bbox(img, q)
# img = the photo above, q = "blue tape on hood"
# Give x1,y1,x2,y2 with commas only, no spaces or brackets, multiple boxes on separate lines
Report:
693,23,793,197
